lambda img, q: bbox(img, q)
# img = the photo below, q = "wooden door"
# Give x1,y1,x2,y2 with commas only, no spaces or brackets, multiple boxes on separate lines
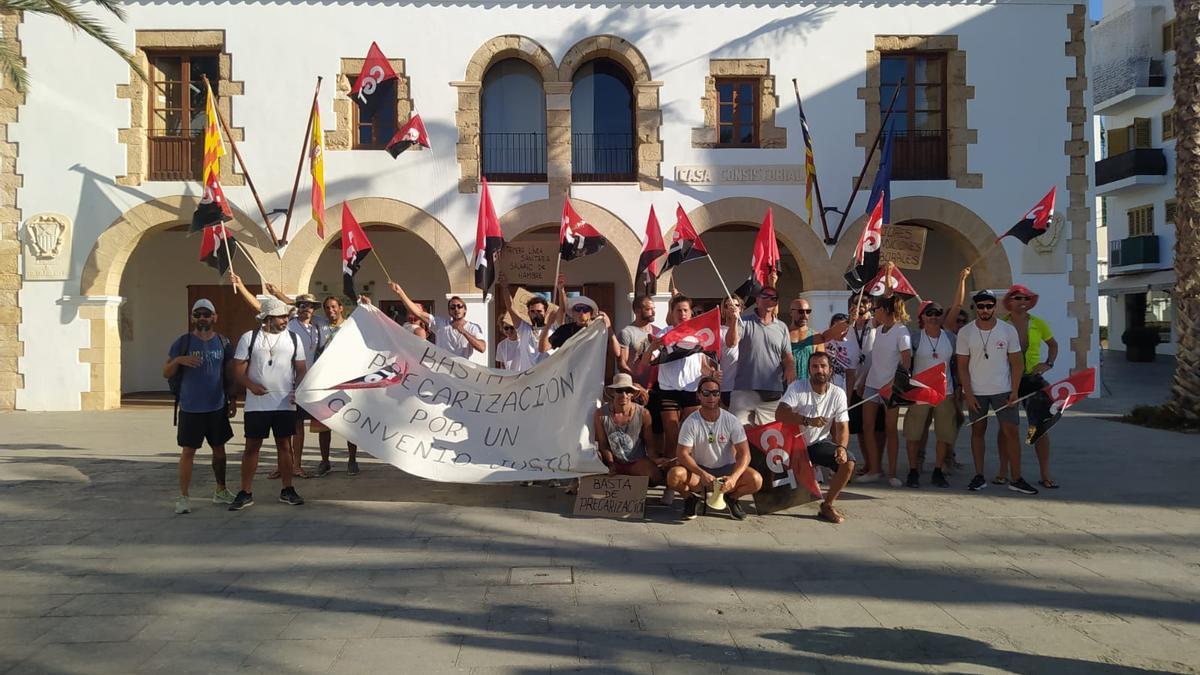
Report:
582,282,616,383
188,284,262,343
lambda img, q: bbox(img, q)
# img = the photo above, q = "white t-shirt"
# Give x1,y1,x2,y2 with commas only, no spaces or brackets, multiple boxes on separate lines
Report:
288,318,323,363
431,316,484,358
719,325,739,393
824,337,860,392
779,380,850,446
496,338,522,371
955,320,1022,396
678,409,747,469
865,323,912,390
508,321,547,371
235,329,307,412
911,328,955,395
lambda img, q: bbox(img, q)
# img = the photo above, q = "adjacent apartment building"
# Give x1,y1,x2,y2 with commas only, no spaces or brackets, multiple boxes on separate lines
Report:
1,0,1099,410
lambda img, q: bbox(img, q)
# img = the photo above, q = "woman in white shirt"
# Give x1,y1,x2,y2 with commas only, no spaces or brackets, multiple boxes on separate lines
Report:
860,293,912,487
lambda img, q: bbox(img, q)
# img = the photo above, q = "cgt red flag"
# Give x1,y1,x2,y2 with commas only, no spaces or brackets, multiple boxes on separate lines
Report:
635,206,666,297
1024,368,1095,444
865,266,919,300
349,42,398,114
745,422,823,512
341,203,373,299
199,223,235,276
879,362,946,407
473,177,504,293
651,308,721,366
1000,186,1056,244
323,361,410,391
733,209,781,305
559,198,607,261
386,112,431,158
661,204,708,273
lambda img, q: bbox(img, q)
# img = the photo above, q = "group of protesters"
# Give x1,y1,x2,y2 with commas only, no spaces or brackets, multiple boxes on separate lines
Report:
164,261,1059,525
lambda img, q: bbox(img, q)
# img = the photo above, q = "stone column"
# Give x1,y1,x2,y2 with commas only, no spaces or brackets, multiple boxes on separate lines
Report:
78,296,125,411
545,82,573,203
451,81,482,194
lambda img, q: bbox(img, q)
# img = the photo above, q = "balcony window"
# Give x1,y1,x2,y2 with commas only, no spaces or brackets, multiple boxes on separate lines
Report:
1162,108,1176,141
147,52,220,181
1165,199,1176,224
1162,20,1176,53
350,76,397,150
1128,205,1154,237
481,58,547,182
715,78,760,148
571,59,635,181
880,53,948,180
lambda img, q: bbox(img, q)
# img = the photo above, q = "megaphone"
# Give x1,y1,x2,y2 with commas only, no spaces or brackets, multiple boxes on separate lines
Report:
705,477,727,511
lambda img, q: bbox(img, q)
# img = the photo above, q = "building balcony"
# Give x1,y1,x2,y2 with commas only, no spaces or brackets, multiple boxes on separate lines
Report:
1095,148,1168,195
1094,58,1167,115
1109,235,1161,273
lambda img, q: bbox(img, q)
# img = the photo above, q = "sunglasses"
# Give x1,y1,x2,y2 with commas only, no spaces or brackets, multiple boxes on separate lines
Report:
572,305,593,313
502,325,515,332
192,311,213,318
975,303,996,310
699,389,722,398
759,294,778,301
448,304,466,310
1011,295,1032,301
791,308,812,314
924,309,944,317
612,388,636,395
296,302,315,309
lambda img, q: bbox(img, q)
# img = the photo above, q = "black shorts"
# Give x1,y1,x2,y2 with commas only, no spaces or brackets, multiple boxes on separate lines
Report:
848,390,886,435
656,388,700,412
296,407,314,422
244,410,297,440
807,441,848,471
177,409,234,449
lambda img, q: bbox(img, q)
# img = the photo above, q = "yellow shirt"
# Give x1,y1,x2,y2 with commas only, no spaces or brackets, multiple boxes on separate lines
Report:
1005,313,1053,374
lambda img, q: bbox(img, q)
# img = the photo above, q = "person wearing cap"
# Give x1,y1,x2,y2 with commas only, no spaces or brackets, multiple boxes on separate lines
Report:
229,297,308,510
955,288,1038,495
496,270,555,371
728,285,796,426
1001,284,1060,489
388,281,485,359
163,298,238,514
902,267,970,488
594,373,662,482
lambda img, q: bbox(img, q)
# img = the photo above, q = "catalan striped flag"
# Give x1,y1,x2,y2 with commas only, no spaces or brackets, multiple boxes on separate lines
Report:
201,81,224,186
310,100,326,239
799,102,817,225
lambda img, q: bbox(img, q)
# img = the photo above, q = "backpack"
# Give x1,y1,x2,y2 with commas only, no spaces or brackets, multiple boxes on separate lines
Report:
245,328,299,377
168,333,231,426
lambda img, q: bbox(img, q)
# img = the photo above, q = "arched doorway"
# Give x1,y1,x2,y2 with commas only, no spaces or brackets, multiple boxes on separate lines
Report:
670,223,806,314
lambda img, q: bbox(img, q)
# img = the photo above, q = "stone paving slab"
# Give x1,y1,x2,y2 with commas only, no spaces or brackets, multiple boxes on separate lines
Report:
1,407,1199,673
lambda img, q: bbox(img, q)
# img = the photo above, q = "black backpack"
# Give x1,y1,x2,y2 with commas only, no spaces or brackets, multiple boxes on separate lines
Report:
168,333,231,426
245,328,299,376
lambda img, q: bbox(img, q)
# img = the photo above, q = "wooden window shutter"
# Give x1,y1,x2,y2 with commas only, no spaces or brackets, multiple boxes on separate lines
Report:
1133,118,1152,148
1163,20,1175,53
1162,109,1176,141
1165,200,1177,224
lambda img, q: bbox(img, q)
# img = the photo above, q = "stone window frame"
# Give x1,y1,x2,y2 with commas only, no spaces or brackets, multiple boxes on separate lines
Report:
856,35,980,189
692,59,787,150
325,57,414,153
116,30,245,187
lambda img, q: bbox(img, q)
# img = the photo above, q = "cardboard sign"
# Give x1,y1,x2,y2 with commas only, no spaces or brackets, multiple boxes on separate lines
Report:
881,225,928,270
573,475,649,519
746,423,822,515
502,240,558,285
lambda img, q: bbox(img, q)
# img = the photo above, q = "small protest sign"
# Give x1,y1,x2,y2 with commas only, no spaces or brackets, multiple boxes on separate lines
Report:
572,475,649,519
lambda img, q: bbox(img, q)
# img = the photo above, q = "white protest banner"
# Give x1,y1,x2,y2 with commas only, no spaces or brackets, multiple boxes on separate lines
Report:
296,304,608,482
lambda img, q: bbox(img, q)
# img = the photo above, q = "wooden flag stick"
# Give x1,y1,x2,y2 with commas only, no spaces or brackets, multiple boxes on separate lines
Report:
204,75,281,248
231,239,267,282
705,255,734,301
281,76,323,245
792,78,833,243
370,247,395,286
830,79,904,243
217,222,238,294
964,239,1001,273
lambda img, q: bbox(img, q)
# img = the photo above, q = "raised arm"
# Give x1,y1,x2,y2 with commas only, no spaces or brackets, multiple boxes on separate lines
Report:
228,272,262,313
946,267,970,334
497,271,524,328
387,281,433,325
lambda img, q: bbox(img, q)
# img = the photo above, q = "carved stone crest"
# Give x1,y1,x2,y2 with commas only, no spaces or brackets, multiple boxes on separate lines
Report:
1021,211,1067,274
1030,212,1066,255
22,213,73,280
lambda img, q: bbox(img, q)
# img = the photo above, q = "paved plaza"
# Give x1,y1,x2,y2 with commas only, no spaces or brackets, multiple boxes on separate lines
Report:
1,358,1198,674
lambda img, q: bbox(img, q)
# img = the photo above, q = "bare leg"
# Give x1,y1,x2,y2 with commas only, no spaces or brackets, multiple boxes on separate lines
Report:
905,440,922,474
665,465,696,497
970,418,988,477
276,436,294,489
347,441,358,462
318,430,332,463
291,421,306,476
1035,435,1052,483
240,439,262,493
211,445,227,490
884,407,901,478
728,468,763,499
628,458,663,484
862,402,883,474
662,410,682,463
1000,422,1021,481
178,447,197,496
825,459,856,506
933,441,950,470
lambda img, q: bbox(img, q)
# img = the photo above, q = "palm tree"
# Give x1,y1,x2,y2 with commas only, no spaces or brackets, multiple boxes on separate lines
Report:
1169,0,1200,421
0,0,142,93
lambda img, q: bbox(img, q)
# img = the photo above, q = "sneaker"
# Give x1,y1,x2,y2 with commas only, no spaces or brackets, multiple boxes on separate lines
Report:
887,476,904,488
931,468,950,488
315,461,332,477
212,487,236,504
683,495,699,520
856,472,882,484
174,495,191,514
905,469,920,489
346,460,360,477
228,491,254,511
1008,478,1039,495
728,499,747,521
279,487,305,506
967,475,987,492
660,489,675,506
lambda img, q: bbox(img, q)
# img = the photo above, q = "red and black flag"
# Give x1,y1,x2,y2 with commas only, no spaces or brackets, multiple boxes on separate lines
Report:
635,206,666,297
473,177,504,293
349,42,398,116
746,422,823,513
845,130,892,290
660,204,708,273
1024,368,1095,444
733,208,781,306
341,203,373,299
651,308,721,365
323,361,410,391
386,112,431,158
1000,187,1056,244
199,223,235,276
879,362,947,407
865,266,919,301
559,198,606,261
191,172,234,232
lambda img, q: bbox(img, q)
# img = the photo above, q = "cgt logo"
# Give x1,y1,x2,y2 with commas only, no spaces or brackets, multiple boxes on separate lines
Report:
356,65,387,104
758,427,797,490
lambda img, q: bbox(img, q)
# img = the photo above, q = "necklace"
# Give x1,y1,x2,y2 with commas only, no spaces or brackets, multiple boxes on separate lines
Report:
262,330,282,366
980,326,993,359
700,414,719,444
925,331,941,359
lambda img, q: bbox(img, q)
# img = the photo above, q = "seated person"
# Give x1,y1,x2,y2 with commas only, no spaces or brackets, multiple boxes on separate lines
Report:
594,374,663,482
667,376,763,521
775,352,855,524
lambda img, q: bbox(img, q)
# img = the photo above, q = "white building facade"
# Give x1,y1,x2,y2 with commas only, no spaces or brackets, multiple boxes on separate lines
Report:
1,0,1099,411
1093,0,1179,356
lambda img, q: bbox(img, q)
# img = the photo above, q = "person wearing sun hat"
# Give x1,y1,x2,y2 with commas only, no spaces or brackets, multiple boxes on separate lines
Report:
1000,283,1060,490
594,373,662,482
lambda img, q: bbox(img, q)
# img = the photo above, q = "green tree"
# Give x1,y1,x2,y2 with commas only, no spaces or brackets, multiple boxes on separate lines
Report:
1169,0,1200,421
1,0,142,93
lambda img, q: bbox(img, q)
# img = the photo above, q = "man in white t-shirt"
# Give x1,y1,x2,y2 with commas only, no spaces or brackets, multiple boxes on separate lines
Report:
496,272,554,371
668,376,763,521
955,290,1037,495
230,298,308,511
388,281,485,359
775,352,854,523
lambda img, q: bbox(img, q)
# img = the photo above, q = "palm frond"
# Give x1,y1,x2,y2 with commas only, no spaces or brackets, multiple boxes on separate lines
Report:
0,32,29,94
27,0,143,83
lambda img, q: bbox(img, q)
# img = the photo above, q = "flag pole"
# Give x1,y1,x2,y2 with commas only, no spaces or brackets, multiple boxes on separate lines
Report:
830,80,904,243
369,247,395,286
231,239,267,282
217,222,238,294
203,75,281,249
964,239,1002,273
705,255,734,300
792,78,832,243
964,389,1045,428
281,76,323,245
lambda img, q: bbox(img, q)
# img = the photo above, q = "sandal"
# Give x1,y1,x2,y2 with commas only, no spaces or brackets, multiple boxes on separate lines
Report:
267,470,281,480
294,469,310,479
991,476,1008,485
818,503,845,524
1038,479,1060,489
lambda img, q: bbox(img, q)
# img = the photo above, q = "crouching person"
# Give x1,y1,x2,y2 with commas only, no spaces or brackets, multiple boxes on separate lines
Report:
594,374,664,483
667,376,763,521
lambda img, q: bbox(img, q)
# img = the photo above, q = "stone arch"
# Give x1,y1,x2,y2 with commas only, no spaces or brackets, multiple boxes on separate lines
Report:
497,198,642,281
831,196,1013,292
282,197,472,294
667,197,839,290
559,35,652,82
464,35,558,83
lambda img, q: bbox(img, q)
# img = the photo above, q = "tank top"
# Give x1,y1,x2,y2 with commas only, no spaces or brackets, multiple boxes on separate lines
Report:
601,405,647,463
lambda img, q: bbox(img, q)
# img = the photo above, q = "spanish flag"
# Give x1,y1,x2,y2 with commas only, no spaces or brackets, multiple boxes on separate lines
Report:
201,81,223,186
310,100,326,239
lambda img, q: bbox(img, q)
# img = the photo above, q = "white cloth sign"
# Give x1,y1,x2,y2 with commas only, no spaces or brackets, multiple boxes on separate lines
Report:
296,304,607,482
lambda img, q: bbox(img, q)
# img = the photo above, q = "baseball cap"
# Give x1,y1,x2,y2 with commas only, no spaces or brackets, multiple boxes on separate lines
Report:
972,290,997,304
191,299,215,313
